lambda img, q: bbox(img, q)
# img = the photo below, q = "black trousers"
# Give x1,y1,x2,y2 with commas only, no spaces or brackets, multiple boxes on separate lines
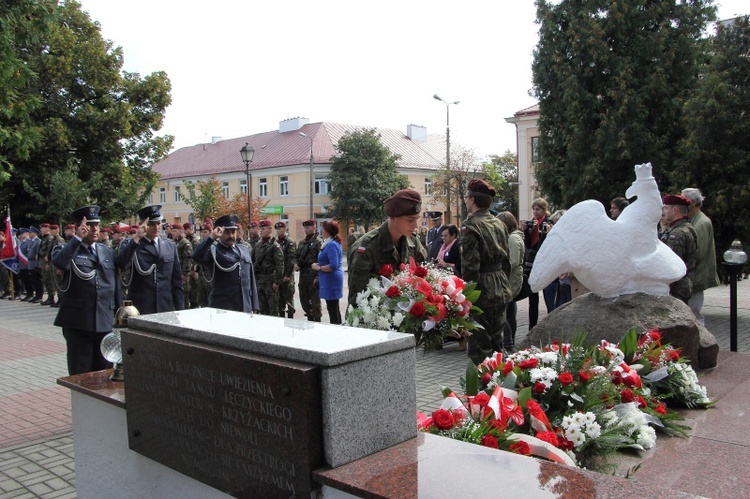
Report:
62,328,111,375
19,269,31,296
325,300,342,324
31,268,43,298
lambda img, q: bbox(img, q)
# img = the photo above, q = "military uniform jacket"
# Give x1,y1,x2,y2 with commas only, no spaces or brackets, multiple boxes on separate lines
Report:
459,209,513,307
277,236,297,279
664,217,698,300
347,221,427,306
253,237,284,284
115,237,184,315
26,237,40,270
690,211,720,292
38,234,54,266
193,238,259,313
175,236,193,275
297,235,321,276
53,238,121,333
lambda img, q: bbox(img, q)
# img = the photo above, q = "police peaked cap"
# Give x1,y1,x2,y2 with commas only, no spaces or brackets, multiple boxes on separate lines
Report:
71,206,101,224
136,205,162,222
215,215,239,229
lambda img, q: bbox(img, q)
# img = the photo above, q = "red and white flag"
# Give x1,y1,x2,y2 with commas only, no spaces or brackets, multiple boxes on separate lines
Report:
1,211,20,273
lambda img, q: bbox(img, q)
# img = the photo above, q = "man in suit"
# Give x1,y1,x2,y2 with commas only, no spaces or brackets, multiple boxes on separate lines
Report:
115,205,184,315
53,206,121,375
426,211,445,261
192,214,259,313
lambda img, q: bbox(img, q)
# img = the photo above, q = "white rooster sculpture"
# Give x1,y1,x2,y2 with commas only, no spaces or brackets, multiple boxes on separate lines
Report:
528,163,686,298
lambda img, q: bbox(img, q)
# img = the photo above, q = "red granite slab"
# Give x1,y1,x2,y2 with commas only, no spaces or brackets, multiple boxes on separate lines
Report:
57,369,125,408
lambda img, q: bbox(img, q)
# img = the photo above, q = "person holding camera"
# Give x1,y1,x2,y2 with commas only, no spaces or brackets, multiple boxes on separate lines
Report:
520,197,556,330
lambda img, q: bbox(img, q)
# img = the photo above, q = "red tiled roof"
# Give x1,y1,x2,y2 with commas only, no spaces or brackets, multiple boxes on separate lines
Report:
153,122,445,180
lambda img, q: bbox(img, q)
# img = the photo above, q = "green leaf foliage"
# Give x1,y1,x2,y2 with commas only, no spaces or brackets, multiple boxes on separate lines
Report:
531,0,716,209
465,360,479,396
0,0,172,224
326,128,408,228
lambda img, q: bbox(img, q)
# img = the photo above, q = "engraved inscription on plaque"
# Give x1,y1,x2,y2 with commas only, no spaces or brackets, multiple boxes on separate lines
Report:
122,330,323,498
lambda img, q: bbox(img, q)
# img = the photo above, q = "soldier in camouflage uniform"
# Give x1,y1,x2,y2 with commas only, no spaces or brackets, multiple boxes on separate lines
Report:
274,222,297,318
247,221,261,250
347,189,428,306
295,219,322,321
98,227,112,248
110,226,124,254
183,223,201,308
460,179,513,364
37,224,55,305
172,224,194,309
47,225,66,307
662,194,698,304
196,223,213,307
254,220,284,316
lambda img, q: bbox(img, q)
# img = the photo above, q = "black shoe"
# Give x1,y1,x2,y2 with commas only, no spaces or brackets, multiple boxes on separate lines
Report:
30,297,42,303
0,293,9,299
20,295,32,302
41,298,53,305
51,301,61,308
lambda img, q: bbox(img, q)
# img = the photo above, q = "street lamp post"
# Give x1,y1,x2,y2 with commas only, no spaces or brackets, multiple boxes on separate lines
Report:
433,94,459,224
722,239,747,352
299,132,314,220
240,142,255,223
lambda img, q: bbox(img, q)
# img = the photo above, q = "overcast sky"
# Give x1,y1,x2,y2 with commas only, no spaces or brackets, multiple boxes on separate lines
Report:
78,0,747,159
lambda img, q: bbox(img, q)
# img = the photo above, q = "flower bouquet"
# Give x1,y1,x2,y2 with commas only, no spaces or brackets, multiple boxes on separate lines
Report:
418,329,711,468
345,258,483,351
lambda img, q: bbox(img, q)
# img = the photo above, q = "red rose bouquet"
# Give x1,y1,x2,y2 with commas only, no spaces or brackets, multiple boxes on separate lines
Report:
418,329,712,468
345,258,483,351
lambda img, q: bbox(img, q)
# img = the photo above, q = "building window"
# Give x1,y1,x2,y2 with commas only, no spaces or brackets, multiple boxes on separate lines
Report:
279,176,289,196
259,178,267,197
240,179,247,195
424,177,432,196
174,186,181,203
314,174,330,195
531,136,540,163
222,181,229,199
159,187,166,203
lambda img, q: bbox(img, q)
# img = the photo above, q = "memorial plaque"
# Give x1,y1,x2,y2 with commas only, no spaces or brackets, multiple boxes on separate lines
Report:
122,329,323,498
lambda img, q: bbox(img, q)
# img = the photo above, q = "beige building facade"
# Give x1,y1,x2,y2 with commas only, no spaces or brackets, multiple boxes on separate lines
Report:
150,118,449,242
505,104,541,222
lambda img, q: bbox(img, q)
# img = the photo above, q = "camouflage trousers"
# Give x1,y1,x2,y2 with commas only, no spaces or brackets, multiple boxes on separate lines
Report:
467,300,507,365
277,278,295,318
43,265,57,299
196,275,210,308
257,279,278,316
182,274,192,309
298,271,321,321
187,275,199,309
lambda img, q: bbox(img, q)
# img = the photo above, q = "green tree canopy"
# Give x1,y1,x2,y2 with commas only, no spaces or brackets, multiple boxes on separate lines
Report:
484,150,519,216
531,0,716,209
0,0,172,225
326,128,408,228
678,16,750,253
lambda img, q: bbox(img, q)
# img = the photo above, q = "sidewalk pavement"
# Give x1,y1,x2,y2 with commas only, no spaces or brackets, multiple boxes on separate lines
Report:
2,277,749,497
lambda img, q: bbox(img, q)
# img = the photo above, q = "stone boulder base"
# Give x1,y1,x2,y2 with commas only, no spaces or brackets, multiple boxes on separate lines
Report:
521,292,719,369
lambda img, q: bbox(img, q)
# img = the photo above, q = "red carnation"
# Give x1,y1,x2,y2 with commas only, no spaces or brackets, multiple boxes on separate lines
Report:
481,435,499,449
611,370,623,385
432,409,455,430
669,350,681,362
535,431,560,448
414,266,428,278
518,358,539,369
503,361,514,376
509,441,531,455
655,402,667,415
578,371,590,383
558,372,574,386
385,286,401,298
621,389,635,403
623,374,637,388
532,382,546,395
409,301,426,317
481,372,492,385
380,264,394,277
637,396,647,409
558,437,575,451
473,392,490,407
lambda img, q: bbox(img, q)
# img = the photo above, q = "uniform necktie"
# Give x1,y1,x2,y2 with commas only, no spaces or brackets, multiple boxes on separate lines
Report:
89,244,98,262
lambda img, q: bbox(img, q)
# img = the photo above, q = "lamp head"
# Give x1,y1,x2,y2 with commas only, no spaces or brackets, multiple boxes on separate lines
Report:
433,94,442,101
240,142,255,163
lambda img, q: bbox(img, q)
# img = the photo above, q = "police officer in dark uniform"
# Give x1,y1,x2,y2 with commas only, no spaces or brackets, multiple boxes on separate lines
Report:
192,214,259,313
53,206,121,375
425,211,445,261
114,205,184,314
461,179,513,364
295,219,322,321
347,189,428,306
